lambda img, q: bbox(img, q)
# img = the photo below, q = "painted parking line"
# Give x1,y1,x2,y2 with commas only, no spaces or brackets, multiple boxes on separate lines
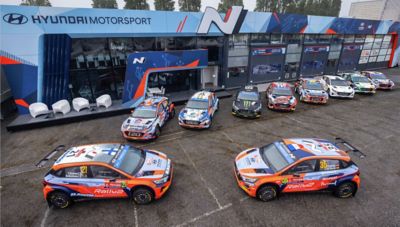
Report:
40,207,50,227
177,140,222,209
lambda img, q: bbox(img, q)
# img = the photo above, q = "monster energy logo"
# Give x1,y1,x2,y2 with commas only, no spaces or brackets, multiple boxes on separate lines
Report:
243,100,252,108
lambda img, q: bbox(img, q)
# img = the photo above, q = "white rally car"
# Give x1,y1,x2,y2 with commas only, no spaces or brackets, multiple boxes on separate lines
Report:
178,91,219,129
319,75,355,98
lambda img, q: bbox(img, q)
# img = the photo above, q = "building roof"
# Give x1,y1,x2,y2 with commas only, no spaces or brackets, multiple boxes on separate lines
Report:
282,138,347,159
55,143,123,165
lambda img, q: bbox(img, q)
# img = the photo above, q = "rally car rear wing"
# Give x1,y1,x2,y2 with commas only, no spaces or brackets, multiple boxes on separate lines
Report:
335,138,366,158
36,145,66,168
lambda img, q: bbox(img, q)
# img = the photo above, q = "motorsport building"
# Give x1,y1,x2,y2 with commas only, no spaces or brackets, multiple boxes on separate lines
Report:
0,5,399,116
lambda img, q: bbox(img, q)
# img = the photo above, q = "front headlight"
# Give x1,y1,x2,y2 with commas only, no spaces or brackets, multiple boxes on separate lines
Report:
241,175,258,184
153,175,169,185
254,104,262,112
232,101,239,110
289,97,295,104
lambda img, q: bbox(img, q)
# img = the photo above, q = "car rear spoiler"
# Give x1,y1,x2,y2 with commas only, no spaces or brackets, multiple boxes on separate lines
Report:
335,138,366,158
36,145,66,168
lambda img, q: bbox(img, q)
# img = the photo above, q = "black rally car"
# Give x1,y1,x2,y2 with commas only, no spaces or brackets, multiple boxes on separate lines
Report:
232,85,262,118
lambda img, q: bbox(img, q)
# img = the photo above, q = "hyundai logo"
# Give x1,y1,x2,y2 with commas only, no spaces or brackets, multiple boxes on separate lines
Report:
3,13,28,25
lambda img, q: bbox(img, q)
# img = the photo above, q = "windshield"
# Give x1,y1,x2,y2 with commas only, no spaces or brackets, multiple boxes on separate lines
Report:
112,145,144,175
352,76,369,83
330,79,348,86
131,108,156,118
272,88,292,96
186,100,209,109
304,81,323,90
237,91,258,101
370,73,386,79
260,143,292,172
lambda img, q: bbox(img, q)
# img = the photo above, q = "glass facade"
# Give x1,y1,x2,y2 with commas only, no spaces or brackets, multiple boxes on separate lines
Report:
69,36,223,101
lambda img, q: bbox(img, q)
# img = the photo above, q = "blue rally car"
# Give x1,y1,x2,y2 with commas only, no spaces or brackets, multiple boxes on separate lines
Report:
178,91,219,129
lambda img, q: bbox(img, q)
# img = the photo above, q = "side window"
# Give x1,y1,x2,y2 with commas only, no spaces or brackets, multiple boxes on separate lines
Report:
319,159,341,171
90,165,122,179
161,101,168,110
286,160,317,175
64,166,88,178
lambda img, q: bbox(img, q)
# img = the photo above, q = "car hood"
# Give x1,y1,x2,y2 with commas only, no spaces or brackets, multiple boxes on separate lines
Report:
235,148,274,177
329,85,353,92
305,89,327,96
123,117,156,131
269,95,293,104
180,108,207,120
355,82,374,88
373,78,392,84
135,150,169,179
234,99,260,110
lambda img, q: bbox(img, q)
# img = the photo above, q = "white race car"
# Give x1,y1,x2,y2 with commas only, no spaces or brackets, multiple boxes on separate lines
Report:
319,75,355,98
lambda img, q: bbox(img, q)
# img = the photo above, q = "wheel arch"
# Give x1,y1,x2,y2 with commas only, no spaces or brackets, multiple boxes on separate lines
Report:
130,185,156,198
256,182,281,196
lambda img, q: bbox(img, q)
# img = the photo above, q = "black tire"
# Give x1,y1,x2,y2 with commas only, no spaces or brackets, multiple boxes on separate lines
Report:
48,191,71,209
257,185,278,202
169,108,175,119
154,126,161,138
132,188,154,205
334,182,356,198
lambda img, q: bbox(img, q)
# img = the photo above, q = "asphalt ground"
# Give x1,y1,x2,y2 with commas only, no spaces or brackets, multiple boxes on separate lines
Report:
1,68,400,226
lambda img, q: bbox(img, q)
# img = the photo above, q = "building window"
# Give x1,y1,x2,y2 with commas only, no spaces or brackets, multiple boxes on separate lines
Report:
344,35,355,43
355,35,366,43
304,34,318,44
250,34,270,45
270,34,283,44
228,67,247,78
283,34,302,44
318,35,331,43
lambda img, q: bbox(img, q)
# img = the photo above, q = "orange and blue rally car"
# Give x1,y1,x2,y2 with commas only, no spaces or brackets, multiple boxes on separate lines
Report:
234,138,364,201
41,143,173,208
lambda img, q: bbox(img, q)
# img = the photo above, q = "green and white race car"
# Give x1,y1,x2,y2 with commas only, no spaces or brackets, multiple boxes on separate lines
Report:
341,72,376,94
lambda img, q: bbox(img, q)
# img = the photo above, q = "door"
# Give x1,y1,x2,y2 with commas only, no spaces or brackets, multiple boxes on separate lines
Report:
201,66,218,89
89,165,129,198
281,159,318,192
317,159,344,189
299,45,329,78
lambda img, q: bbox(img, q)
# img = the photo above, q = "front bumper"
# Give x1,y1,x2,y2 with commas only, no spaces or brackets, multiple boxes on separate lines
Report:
376,83,394,90
302,95,328,104
178,119,211,129
154,165,173,200
122,130,155,140
355,87,376,94
232,108,261,118
233,163,257,197
268,102,296,111
329,90,355,98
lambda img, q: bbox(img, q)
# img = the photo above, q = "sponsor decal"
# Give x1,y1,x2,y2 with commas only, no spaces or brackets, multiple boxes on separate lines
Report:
70,193,95,197
3,13,28,25
197,6,247,35
94,188,124,194
286,182,315,189
133,57,146,64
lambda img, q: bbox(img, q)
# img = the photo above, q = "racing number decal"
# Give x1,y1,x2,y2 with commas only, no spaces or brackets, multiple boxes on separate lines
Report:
80,166,88,177
320,160,328,170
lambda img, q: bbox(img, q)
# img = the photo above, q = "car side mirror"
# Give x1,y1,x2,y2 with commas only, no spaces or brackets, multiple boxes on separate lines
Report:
109,178,116,182
293,173,301,178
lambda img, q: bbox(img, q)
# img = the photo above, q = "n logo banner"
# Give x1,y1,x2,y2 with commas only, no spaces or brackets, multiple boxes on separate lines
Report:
197,6,247,35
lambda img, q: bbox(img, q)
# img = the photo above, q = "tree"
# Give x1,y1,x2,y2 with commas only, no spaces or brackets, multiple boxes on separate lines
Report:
154,0,175,11
218,0,243,12
283,0,341,17
92,0,118,8
20,0,51,6
124,0,150,10
179,0,201,12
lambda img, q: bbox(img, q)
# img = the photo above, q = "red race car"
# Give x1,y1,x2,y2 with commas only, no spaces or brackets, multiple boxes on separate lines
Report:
266,82,297,111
